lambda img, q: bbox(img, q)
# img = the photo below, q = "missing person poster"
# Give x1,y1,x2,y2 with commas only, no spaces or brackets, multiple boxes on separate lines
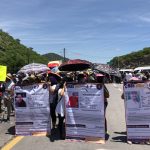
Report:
124,81,150,141
14,83,50,135
65,83,105,139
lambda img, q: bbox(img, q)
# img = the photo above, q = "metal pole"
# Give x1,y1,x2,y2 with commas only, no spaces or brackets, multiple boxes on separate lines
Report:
63,48,66,62
118,56,119,69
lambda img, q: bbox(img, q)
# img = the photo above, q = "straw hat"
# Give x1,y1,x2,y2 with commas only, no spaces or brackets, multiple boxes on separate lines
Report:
6,73,12,79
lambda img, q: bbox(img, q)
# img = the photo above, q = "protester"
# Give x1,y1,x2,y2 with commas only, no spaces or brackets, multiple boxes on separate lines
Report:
3,73,15,121
77,73,87,83
0,82,5,114
125,72,133,81
144,71,150,80
96,74,109,134
55,80,66,139
49,76,59,129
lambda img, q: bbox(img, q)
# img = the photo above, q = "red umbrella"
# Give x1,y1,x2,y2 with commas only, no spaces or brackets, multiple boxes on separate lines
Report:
58,59,92,71
48,63,59,68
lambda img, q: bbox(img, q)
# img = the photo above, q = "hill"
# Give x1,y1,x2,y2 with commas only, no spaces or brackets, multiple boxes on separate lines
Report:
42,53,69,62
108,47,150,68
0,29,51,73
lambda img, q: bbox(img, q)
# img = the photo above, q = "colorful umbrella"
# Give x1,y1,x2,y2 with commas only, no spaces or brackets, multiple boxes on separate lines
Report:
18,63,50,74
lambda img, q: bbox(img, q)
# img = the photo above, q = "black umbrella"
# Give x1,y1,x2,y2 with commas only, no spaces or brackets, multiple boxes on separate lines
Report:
58,59,92,71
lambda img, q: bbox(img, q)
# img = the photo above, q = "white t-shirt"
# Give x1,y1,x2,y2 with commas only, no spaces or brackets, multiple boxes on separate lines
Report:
125,73,132,81
55,88,67,117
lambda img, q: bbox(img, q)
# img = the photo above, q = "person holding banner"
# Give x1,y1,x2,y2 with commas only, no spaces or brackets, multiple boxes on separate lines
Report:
55,79,66,139
49,78,58,129
96,74,109,134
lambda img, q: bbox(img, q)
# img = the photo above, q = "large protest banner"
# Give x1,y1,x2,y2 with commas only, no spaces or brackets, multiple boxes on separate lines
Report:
124,81,150,142
14,83,50,135
65,83,105,140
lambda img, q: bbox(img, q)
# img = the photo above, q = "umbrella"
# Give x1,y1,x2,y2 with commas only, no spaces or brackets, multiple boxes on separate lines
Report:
48,61,61,69
96,73,105,77
18,63,50,74
58,59,92,71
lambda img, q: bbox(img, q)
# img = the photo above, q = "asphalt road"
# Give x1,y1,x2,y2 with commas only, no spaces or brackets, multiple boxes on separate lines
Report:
0,108,15,149
2,83,150,150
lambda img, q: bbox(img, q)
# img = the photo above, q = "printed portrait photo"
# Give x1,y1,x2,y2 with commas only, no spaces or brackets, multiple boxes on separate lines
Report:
67,92,79,108
15,93,27,108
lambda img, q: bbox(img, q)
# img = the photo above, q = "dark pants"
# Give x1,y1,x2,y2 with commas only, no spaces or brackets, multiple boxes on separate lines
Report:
58,114,65,139
4,98,12,120
104,101,108,133
50,103,56,127
0,97,2,113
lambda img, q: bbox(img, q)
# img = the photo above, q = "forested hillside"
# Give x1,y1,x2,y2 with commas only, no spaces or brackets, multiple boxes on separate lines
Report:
43,53,69,62
108,48,150,68
0,30,49,73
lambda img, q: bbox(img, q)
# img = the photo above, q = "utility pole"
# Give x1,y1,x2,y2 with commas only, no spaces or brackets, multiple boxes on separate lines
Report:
63,48,66,62
118,56,119,69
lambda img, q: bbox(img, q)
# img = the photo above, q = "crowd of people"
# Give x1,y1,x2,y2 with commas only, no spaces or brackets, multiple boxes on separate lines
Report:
0,69,110,139
121,70,150,82
0,67,149,140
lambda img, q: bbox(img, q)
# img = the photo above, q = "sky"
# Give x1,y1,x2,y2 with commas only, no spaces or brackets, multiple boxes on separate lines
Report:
0,0,150,63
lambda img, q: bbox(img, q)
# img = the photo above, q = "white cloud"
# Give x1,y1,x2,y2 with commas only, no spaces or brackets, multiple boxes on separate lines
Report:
0,20,41,32
138,15,150,23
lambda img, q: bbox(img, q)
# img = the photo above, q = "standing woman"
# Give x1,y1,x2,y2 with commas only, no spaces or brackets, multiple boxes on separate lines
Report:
49,76,58,129
55,80,66,139
96,74,109,134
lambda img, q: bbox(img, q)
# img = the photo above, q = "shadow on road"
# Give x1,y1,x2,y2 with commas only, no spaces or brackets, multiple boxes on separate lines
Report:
111,135,127,143
48,127,110,142
6,125,15,135
105,133,110,141
110,131,127,143
47,125,66,142
114,131,127,135
48,127,61,142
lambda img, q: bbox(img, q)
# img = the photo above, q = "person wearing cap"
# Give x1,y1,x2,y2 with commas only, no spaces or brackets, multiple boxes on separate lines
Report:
3,73,15,121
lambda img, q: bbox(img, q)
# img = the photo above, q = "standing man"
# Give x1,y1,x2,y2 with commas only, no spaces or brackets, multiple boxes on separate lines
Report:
0,82,5,113
3,73,15,121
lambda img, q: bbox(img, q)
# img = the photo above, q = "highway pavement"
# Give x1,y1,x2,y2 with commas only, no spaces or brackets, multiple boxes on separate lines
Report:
1,83,150,150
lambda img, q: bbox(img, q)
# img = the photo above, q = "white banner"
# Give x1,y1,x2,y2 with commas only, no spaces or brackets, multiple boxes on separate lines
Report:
14,83,50,135
65,83,105,139
124,81,150,141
